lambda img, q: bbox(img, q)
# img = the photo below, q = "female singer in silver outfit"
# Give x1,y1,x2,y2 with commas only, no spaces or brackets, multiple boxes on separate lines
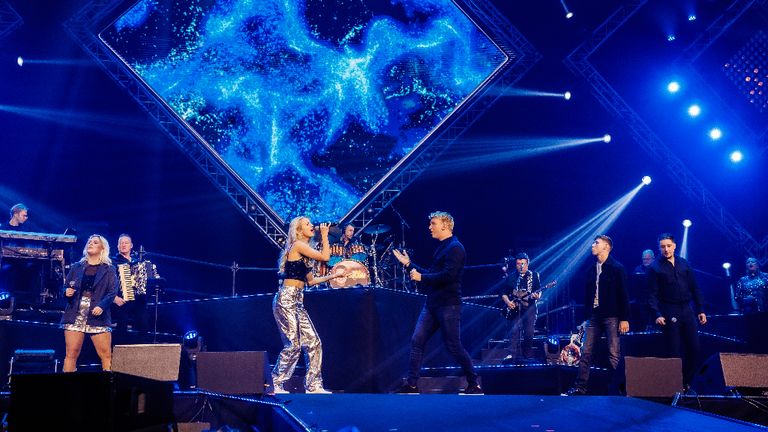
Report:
272,217,345,394
61,235,118,372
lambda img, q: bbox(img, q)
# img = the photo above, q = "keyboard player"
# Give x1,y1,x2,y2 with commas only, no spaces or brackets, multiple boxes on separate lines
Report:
3,203,29,231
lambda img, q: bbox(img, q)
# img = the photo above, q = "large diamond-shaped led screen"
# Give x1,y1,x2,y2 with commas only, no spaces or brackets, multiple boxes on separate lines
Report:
100,0,505,221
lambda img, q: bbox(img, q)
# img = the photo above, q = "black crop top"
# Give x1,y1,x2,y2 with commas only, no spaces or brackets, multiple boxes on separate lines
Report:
284,259,311,282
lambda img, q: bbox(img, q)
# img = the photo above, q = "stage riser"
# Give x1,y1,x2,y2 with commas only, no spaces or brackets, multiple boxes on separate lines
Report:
155,288,503,393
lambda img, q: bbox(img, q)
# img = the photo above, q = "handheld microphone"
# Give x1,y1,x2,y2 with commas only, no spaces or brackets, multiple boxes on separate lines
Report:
317,222,339,227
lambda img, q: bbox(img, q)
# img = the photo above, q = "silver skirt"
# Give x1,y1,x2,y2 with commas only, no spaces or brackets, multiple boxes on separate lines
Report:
62,296,111,334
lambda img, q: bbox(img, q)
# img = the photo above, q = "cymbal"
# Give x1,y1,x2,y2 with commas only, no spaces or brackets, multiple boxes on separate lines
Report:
363,224,391,235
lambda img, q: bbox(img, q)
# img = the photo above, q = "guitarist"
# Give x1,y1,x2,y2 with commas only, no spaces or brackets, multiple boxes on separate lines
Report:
563,235,630,396
501,253,542,362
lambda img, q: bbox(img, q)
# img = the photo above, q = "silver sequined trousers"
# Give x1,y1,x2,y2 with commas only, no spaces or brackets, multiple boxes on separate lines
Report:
271,285,324,391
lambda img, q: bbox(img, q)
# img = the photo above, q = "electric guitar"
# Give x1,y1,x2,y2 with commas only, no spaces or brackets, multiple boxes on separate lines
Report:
560,321,587,366
502,280,557,320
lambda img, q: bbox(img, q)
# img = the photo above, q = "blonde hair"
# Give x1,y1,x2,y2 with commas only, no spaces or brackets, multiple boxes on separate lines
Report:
79,234,112,265
278,216,310,273
429,211,454,231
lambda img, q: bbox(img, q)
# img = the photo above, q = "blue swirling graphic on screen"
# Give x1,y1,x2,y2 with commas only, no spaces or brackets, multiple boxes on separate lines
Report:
102,0,504,221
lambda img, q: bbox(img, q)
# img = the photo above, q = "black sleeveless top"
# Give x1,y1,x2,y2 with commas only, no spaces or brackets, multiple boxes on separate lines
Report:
284,259,311,282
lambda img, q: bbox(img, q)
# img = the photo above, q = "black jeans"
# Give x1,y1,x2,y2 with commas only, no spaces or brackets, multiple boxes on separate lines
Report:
407,304,478,387
658,302,700,386
508,305,537,359
575,316,621,391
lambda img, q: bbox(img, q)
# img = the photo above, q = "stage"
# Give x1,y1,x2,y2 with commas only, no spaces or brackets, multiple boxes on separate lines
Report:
3,389,764,431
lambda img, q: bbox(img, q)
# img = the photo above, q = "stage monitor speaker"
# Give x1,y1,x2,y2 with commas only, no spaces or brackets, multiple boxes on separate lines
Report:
692,352,768,395
112,343,181,381
196,351,268,395
9,371,174,431
625,356,682,397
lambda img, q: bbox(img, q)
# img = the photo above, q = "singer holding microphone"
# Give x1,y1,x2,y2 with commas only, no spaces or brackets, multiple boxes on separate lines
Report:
271,217,345,394
391,211,481,394
61,235,118,372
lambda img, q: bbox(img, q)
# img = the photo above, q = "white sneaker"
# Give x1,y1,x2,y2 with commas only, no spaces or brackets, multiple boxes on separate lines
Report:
306,387,332,394
272,386,289,394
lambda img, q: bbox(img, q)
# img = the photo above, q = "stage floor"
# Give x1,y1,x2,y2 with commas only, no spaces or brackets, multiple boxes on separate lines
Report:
274,394,763,432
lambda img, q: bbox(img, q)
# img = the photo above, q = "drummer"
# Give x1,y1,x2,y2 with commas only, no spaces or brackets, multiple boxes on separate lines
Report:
339,224,358,256
328,224,367,267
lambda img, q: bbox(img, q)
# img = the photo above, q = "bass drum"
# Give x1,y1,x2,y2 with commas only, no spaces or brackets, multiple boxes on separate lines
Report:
329,259,370,288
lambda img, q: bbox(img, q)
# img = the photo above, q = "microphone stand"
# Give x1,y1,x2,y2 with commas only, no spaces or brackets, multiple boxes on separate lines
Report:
391,206,410,292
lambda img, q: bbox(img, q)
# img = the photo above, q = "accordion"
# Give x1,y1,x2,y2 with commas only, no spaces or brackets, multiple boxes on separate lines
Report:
117,260,160,300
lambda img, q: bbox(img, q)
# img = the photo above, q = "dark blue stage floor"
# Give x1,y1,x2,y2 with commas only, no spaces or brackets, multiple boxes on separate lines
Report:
273,394,762,432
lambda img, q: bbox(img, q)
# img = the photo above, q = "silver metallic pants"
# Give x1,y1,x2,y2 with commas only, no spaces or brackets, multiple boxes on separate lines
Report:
271,285,324,391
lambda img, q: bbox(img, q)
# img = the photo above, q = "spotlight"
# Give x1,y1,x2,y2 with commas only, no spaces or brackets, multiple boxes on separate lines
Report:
667,81,680,94
183,330,199,343
682,219,692,228
729,150,743,163
708,128,722,140
688,15,697,22
17,56,23,67
602,134,612,143
667,34,676,42
641,176,652,185
560,0,573,19
722,262,731,270
0,292,9,302
687,104,701,117
564,91,572,100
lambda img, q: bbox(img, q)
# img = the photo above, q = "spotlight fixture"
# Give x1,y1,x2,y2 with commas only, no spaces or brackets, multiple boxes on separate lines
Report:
708,128,722,140
560,0,573,19
667,81,680,93
16,56,23,67
667,34,676,42
687,104,701,117
688,15,697,22
183,330,199,342
682,219,692,228
602,134,611,143
641,176,652,185
722,262,731,270
729,150,743,163
564,91,572,100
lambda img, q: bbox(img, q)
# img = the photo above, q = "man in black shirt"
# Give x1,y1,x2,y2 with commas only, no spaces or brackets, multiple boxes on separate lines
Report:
564,235,630,396
647,233,706,388
502,253,541,362
4,203,29,231
111,234,150,334
392,211,481,394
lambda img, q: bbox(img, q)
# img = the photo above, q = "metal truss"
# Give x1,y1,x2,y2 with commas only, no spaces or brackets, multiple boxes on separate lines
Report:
564,0,766,265
0,1,23,41
64,0,287,248
344,0,542,231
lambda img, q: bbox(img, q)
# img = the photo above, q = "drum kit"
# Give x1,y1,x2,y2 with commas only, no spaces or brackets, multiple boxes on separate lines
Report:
315,223,392,288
